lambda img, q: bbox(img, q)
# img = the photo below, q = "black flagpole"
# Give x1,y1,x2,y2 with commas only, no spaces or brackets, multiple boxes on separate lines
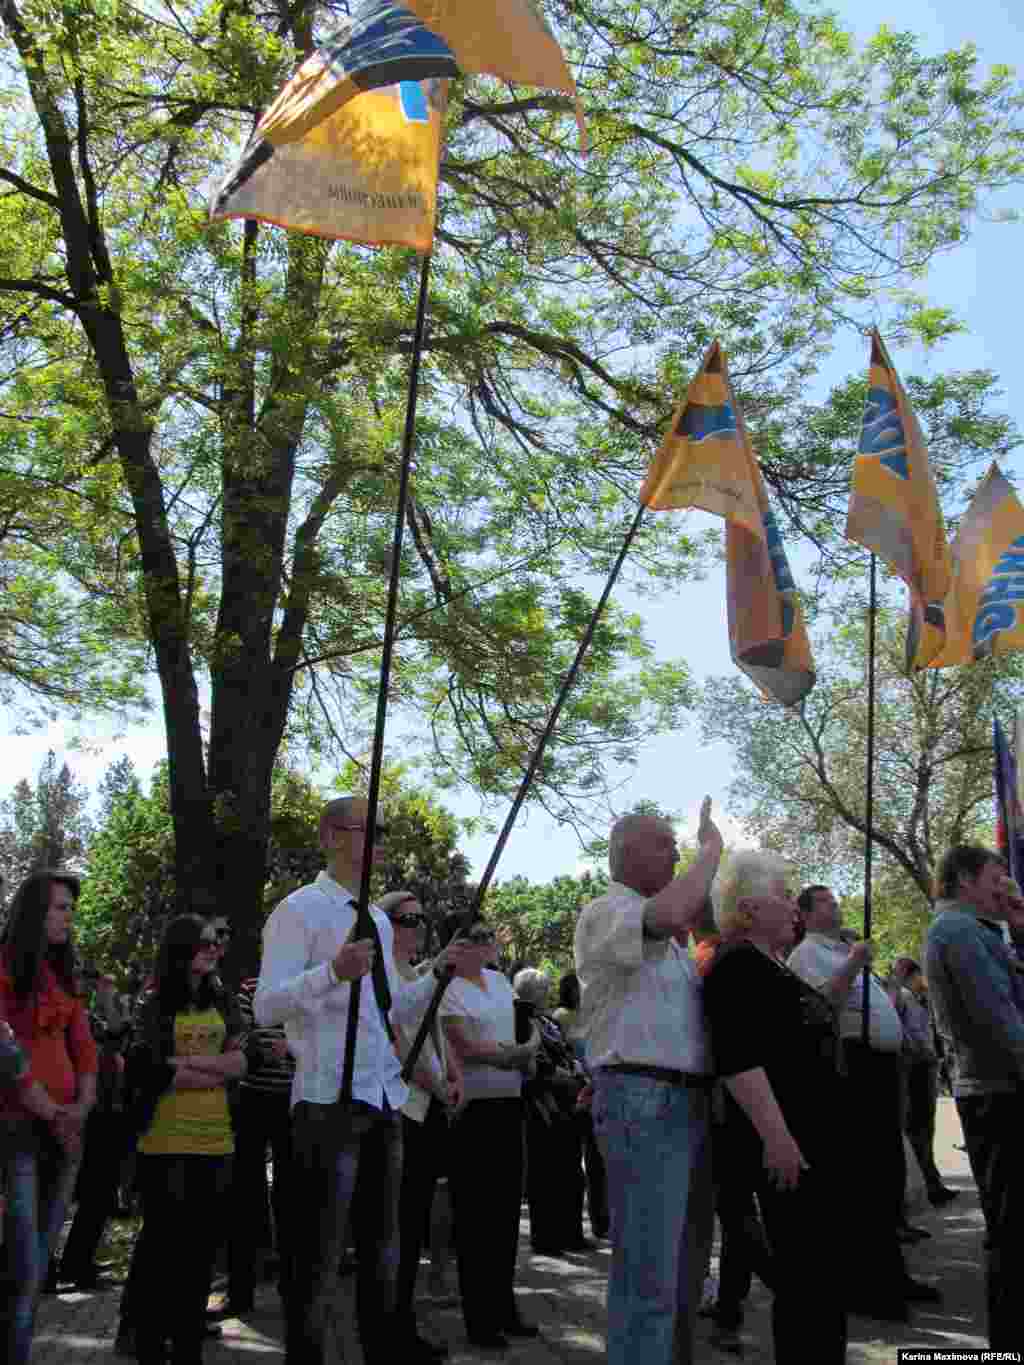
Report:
860,551,877,1045
401,501,648,1082
341,251,433,1104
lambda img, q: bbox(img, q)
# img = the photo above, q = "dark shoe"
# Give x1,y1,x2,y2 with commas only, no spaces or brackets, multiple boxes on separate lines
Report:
501,1317,539,1338
71,1270,120,1291
115,1327,138,1359
896,1223,932,1243
847,1297,910,1323
709,1325,744,1355
928,1186,959,1206
399,1332,450,1360
900,1279,942,1304
466,1330,508,1349
216,1299,254,1318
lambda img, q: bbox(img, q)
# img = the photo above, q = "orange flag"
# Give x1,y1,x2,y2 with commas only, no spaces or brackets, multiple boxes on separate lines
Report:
926,463,1024,667
845,330,952,670
210,79,447,253
642,342,815,706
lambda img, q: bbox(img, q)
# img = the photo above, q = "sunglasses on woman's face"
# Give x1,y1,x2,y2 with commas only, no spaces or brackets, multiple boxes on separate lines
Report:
390,912,426,928
198,934,218,948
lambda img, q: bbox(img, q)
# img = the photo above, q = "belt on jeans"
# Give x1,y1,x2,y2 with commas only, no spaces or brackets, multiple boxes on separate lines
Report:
602,1063,710,1088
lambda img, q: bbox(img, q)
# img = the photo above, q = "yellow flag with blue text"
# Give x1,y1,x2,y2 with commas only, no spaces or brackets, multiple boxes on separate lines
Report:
641,341,815,706
210,79,447,252
926,463,1024,668
256,0,583,149
845,330,952,671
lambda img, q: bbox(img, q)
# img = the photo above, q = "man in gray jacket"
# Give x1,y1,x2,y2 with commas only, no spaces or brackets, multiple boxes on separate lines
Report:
925,843,1024,1350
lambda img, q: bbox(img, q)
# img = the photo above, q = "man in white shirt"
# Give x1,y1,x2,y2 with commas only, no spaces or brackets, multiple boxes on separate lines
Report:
790,885,940,1320
575,798,723,1365
255,797,472,1365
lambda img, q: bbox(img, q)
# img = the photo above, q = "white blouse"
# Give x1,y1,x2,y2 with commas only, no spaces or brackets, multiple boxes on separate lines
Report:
444,969,523,1102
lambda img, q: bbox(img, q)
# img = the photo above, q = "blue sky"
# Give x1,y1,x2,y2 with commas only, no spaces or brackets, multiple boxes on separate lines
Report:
3,0,1023,886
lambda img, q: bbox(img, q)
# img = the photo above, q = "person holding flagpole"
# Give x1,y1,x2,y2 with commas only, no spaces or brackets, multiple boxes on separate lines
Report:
254,797,474,1365
789,886,940,1320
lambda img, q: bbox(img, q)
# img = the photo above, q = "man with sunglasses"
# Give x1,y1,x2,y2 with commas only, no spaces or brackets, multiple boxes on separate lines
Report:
255,797,475,1365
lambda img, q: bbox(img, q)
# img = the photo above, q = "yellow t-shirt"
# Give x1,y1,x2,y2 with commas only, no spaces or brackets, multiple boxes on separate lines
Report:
138,1007,234,1157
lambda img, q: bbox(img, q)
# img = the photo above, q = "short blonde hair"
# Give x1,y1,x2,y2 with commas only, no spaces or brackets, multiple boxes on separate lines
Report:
714,850,790,939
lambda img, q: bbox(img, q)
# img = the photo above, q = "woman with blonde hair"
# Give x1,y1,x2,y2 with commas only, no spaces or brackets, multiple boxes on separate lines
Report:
703,851,848,1362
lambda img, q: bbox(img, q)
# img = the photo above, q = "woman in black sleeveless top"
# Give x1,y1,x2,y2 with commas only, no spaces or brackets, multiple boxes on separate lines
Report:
703,851,847,1363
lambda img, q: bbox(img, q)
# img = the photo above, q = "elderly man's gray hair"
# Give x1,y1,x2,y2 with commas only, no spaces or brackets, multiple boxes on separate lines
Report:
513,967,551,1006
608,813,672,881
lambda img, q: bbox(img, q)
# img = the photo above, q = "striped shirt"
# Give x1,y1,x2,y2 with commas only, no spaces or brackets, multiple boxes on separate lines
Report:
238,978,295,1096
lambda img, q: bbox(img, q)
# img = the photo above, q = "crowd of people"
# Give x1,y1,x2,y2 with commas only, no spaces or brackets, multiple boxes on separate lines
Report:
0,792,1016,1365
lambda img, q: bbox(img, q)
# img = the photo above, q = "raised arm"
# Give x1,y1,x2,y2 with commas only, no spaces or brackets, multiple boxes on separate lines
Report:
643,798,724,941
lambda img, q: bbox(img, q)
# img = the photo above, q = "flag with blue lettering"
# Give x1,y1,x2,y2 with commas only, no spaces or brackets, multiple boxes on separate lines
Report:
210,79,447,252
993,716,1024,889
926,463,1024,668
256,0,582,148
641,341,815,706
845,329,952,671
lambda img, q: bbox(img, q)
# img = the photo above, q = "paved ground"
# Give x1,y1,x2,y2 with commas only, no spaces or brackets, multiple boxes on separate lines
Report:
34,1098,986,1364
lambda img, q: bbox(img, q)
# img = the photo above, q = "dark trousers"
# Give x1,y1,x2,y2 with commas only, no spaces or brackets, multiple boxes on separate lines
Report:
60,1109,126,1279
759,1163,847,1364
841,1043,908,1296
286,1100,402,1365
579,1111,609,1237
715,1180,775,1329
905,1059,944,1193
449,1098,523,1336
956,1091,1024,1349
525,1106,585,1250
395,1102,448,1331
228,1088,294,1307
133,1154,232,1365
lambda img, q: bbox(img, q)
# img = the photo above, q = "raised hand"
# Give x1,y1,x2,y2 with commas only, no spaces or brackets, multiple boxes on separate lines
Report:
697,795,723,854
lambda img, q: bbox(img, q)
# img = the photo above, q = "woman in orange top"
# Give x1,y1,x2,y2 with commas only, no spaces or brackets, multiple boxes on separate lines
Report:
0,869,98,1365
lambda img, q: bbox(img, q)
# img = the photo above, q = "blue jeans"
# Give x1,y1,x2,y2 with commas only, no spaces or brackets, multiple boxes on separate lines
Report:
593,1072,711,1365
1,1127,79,1365
287,1100,402,1365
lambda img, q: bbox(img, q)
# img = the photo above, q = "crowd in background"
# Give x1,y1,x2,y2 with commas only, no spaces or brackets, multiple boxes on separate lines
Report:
0,804,1009,1365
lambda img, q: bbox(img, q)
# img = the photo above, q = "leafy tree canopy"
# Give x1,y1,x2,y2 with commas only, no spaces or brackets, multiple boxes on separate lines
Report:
1,0,1021,928
0,749,92,902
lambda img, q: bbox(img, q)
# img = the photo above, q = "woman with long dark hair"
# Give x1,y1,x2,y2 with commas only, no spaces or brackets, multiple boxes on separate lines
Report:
0,869,98,1365
124,915,245,1365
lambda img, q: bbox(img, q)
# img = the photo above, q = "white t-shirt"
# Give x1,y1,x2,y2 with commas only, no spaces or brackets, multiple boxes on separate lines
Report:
444,970,522,1102
574,880,708,1074
788,933,904,1053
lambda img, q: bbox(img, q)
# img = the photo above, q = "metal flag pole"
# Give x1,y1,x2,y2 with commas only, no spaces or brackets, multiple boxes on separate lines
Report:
401,501,648,1082
861,551,877,1046
341,251,433,1104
